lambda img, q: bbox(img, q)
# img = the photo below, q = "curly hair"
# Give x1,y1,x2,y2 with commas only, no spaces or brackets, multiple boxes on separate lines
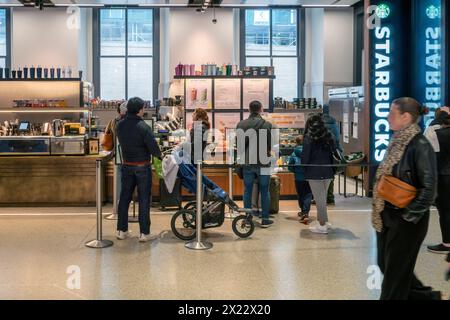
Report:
193,108,211,129
305,113,333,145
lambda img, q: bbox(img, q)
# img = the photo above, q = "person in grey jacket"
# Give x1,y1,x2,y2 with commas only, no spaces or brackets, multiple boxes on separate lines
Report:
236,101,274,228
322,104,342,205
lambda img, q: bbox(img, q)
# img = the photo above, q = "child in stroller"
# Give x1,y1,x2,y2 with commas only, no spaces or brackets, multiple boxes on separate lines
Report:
169,159,255,241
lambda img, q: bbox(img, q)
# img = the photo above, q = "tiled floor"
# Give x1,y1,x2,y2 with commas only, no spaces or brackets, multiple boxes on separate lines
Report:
0,195,448,300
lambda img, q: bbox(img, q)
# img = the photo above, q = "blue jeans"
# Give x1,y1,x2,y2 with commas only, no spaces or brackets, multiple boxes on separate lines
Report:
118,165,152,235
243,167,270,220
295,180,313,214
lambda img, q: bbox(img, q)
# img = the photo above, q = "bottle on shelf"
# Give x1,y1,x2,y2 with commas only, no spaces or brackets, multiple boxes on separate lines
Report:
23,66,28,79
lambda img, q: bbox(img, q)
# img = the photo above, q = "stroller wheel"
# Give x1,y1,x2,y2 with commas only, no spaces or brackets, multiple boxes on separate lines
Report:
171,209,196,241
232,215,255,238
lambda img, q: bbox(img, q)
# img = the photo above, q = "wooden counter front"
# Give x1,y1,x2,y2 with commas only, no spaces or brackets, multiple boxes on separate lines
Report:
147,168,297,199
0,156,106,206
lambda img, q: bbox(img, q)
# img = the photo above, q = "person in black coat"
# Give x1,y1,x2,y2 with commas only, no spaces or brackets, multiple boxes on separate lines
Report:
301,114,336,234
427,114,450,254
372,97,440,300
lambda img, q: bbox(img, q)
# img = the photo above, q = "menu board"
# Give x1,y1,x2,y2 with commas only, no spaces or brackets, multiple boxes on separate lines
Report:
262,113,305,129
186,79,212,110
213,112,242,152
242,79,270,110
214,79,241,109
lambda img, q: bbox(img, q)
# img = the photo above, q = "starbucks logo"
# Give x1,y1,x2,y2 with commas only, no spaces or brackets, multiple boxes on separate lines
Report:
426,5,440,19
376,4,390,19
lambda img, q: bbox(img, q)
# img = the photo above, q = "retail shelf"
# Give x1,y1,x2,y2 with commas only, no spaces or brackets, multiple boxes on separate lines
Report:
174,75,276,79
0,108,90,113
272,108,322,113
0,78,82,81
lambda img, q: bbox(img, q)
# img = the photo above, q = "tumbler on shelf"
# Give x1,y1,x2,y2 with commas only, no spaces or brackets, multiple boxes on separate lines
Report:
56,67,61,79
11,70,16,79
37,66,42,79
44,68,48,79
0,67,3,79
23,66,28,79
17,69,22,79
50,67,55,79
5,68,10,79
30,66,35,79
78,70,83,79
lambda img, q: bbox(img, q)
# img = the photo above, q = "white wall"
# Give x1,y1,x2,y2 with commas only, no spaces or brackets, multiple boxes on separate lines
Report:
323,9,354,84
169,8,235,80
304,8,354,104
11,7,92,82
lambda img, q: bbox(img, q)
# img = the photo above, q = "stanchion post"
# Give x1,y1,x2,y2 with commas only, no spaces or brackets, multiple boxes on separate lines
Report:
86,159,114,249
106,163,119,220
185,162,213,250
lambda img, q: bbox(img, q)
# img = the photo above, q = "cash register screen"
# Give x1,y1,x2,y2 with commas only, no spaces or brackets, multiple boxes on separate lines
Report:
19,122,30,131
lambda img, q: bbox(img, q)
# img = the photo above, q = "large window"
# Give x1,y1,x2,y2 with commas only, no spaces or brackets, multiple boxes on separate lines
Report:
0,9,9,69
242,8,303,101
96,8,156,101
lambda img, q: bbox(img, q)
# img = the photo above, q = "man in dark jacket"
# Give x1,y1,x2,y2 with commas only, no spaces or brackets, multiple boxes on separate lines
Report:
116,97,162,242
322,104,342,205
236,100,274,228
427,115,450,254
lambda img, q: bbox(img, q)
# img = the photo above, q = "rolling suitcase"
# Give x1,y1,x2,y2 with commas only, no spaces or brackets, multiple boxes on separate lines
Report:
269,175,281,214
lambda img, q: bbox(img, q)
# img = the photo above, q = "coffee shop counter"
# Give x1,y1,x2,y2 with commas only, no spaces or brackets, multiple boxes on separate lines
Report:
104,166,297,202
0,155,107,206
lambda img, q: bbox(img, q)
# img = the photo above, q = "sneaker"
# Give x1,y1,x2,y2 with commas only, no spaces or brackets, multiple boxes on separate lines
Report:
299,214,310,225
325,222,332,230
309,223,329,234
139,233,158,242
427,244,450,254
260,219,274,228
116,230,132,240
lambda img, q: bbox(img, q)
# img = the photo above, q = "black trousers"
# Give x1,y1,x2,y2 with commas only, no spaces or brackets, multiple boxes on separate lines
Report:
436,175,450,244
376,208,438,300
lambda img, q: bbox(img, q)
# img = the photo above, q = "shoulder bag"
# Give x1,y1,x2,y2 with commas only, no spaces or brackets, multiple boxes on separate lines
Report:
377,175,417,208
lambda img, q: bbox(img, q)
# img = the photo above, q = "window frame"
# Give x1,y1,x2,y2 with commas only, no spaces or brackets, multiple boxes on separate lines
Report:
0,8,11,69
240,7,305,99
93,7,160,101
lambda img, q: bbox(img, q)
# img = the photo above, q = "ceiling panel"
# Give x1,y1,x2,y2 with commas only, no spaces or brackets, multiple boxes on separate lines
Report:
0,0,361,6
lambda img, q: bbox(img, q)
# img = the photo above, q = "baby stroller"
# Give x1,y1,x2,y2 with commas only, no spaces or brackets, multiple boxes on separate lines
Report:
170,158,255,241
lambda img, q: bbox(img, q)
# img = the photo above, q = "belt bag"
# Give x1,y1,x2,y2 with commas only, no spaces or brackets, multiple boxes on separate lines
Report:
377,175,417,208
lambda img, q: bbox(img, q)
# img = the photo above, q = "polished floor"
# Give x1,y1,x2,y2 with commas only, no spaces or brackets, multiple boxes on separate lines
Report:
0,195,448,300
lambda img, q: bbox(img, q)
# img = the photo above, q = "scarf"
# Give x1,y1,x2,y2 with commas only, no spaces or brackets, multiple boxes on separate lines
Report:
372,123,421,232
